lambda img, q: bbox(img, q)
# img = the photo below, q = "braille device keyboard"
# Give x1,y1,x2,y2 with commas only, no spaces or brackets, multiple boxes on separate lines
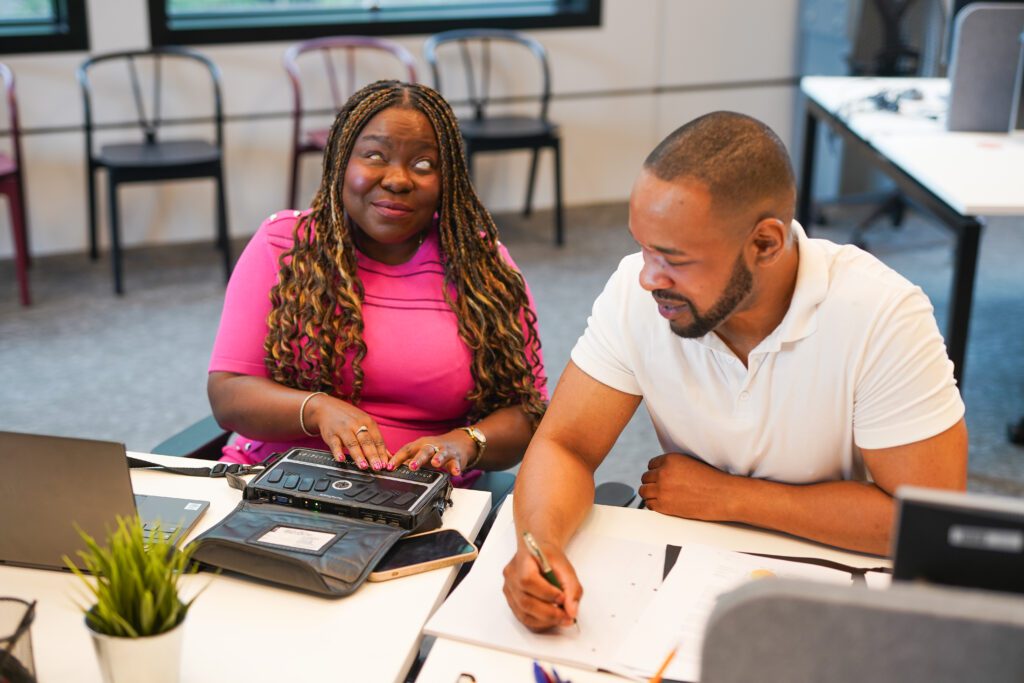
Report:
244,447,452,531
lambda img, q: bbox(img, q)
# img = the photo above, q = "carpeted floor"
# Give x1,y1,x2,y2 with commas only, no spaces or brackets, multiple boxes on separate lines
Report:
1,202,1022,495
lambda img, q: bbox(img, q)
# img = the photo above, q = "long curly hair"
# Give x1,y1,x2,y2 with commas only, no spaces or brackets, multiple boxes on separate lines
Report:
264,80,546,425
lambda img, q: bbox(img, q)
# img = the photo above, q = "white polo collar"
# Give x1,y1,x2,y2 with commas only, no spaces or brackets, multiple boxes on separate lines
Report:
695,220,828,356
752,220,828,353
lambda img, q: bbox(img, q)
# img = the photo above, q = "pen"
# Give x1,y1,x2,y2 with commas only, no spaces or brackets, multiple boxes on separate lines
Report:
532,660,553,683
522,531,562,589
522,531,579,630
532,660,570,683
648,644,678,683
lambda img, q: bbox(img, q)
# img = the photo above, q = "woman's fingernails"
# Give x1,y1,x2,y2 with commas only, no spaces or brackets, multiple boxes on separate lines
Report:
387,463,394,471
371,461,381,470
409,461,419,471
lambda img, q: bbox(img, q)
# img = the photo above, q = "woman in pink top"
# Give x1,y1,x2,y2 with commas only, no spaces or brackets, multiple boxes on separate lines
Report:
208,81,546,487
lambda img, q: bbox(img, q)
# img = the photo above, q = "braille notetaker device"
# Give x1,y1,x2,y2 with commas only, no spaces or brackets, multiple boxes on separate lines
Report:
245,447,452,532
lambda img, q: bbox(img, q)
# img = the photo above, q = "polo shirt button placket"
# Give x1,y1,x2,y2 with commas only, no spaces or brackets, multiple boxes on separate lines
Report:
736,387,753,415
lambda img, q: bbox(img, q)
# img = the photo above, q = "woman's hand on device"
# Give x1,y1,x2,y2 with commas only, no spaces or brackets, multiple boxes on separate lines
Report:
389,431,475,476
306,396,389,471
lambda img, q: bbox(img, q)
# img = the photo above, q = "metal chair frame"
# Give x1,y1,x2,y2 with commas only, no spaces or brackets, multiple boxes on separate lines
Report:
283,36,418,208
424,28,564,245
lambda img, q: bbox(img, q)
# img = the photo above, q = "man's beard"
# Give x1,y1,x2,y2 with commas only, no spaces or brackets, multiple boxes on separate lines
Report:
658,252,753,338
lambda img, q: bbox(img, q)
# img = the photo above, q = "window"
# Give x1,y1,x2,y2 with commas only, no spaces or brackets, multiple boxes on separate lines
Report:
149,0,600,46
0,0,88,54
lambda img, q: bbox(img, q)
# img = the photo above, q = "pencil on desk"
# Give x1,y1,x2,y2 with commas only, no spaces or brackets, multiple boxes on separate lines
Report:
648,644,678,683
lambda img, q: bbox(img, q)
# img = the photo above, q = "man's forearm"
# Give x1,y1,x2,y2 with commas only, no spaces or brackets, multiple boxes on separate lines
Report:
512,437,595,549
726,476,894,555
724,420,969,556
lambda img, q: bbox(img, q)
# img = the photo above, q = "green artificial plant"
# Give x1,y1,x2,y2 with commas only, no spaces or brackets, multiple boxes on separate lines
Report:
64,515,202,638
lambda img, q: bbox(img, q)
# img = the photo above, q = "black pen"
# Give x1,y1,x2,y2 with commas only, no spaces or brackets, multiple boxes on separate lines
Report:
522,531,579,631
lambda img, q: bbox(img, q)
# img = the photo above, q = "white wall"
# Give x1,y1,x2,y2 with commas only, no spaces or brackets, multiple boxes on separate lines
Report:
0,0,800,258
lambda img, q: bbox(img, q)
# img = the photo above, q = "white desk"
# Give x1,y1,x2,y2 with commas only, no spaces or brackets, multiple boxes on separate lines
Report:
416,499,887,683
2,452,490,683
799,76,1024,385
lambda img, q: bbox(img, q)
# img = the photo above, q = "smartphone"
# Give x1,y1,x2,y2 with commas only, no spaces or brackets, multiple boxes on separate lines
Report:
368,528,478,582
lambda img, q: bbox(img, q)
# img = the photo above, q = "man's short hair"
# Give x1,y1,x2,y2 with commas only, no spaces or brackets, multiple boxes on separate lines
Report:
644,111,796,219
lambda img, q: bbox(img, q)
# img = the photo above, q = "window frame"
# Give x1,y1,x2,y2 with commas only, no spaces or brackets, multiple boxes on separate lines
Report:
148,0,601,47
0,0,89,55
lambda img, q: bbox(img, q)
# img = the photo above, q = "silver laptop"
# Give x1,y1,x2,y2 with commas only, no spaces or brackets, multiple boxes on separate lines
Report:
0,431,210,571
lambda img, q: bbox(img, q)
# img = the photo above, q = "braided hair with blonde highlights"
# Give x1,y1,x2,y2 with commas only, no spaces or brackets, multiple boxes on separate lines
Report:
264,80,546,426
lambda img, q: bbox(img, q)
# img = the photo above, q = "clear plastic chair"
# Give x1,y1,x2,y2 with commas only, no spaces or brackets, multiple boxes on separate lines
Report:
283,36,418,208
424,29,564,245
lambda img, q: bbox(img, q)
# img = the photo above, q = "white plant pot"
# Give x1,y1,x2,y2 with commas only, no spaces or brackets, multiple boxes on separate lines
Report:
87,615,185,683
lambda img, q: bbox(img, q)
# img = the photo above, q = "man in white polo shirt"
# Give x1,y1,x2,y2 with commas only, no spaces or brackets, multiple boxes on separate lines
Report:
502,111,968,632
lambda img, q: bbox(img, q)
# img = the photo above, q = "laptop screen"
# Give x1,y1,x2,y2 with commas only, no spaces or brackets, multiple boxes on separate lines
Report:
0,431,208,571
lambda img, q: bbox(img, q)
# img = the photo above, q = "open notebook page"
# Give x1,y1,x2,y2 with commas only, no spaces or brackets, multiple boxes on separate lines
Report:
610,543,854,682
426,503,664,672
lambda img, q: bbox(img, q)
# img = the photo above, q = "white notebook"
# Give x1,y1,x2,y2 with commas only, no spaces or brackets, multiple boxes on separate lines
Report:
426,502,856,680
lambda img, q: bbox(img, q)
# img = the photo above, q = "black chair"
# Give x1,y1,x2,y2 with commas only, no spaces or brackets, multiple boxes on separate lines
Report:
78,48,231,295
423,29,565,246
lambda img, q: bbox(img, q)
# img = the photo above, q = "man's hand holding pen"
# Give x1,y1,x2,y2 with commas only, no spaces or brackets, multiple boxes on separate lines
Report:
502,532,582,632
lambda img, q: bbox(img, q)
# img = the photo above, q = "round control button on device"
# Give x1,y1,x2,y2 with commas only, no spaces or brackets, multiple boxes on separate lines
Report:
331,480,353,491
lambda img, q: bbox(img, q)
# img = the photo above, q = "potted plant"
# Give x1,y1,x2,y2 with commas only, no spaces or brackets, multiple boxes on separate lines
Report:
64,515,203,683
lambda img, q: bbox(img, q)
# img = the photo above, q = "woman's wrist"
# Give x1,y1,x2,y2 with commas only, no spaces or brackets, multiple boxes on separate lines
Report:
459,425,487,470
449,428,480,471
298,391,327,437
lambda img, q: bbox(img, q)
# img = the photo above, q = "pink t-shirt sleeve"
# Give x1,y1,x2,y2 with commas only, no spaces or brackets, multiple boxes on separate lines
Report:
497,241,549,401
208,217,290,377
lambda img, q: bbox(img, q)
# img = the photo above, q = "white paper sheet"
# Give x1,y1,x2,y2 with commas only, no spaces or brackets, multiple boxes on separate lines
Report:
428,509,866,681
864,570,893,590
610,544,854,682
425,507,665,672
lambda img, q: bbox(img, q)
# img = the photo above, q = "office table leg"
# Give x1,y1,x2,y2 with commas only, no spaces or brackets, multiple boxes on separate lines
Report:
947,219,982,386
798,108,818,230
797,96,982,387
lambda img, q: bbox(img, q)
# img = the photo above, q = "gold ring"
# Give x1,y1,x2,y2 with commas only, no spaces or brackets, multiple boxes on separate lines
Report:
355,426,369,435
427,444,440,455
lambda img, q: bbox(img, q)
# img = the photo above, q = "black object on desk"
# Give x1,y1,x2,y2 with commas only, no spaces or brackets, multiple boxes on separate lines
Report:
246,447,452,533
893,486,1024,594
662,545,889,584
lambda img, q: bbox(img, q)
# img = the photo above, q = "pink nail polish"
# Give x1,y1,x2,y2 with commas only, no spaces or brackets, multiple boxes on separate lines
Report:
409,462,418,471
387,463,394,471
372,462,380,470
